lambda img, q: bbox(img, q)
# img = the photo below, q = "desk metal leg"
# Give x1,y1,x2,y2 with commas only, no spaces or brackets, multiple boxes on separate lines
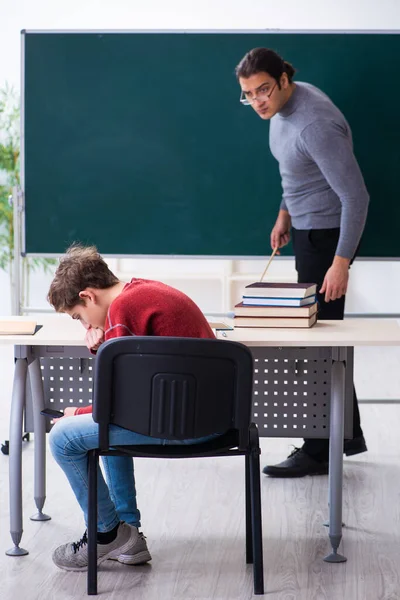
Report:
324,348,347,563
6,357,29,556
29,359,51,522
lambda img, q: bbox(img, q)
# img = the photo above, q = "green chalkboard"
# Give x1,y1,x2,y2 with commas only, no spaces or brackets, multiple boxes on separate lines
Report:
23,31,400,257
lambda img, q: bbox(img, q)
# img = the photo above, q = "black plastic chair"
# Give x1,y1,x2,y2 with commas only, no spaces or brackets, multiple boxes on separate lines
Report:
87,336,264,596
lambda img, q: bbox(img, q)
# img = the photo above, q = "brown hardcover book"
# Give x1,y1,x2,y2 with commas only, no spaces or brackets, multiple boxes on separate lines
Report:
245,281,317,298
233,313,317,329
0,320,37,335
234,302,318,318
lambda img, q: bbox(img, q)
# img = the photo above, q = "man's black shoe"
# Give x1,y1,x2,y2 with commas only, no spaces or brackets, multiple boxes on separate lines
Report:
262,448,328,478
344,435,368,456
263,436,368,477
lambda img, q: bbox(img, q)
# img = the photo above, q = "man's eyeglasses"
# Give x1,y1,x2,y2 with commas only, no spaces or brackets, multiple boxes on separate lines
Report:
240,82,277,106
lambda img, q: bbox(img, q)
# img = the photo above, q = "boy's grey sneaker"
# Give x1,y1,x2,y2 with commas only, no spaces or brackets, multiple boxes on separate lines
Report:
109,532,152,565
52,521,138,571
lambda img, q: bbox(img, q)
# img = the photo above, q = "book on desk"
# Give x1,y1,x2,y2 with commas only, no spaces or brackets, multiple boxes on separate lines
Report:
0,320,37,335
235,282,318,329
244,282,317,298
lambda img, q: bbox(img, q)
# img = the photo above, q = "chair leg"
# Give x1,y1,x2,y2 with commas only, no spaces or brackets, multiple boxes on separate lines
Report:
249,429,264,595
88,450,98,595
245,454,253,564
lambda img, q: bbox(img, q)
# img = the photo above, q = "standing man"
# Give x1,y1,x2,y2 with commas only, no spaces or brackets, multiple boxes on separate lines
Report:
235,47,369,477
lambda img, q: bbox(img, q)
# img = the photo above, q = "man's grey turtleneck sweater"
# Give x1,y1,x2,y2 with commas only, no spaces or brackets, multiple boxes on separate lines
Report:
269,82,369,259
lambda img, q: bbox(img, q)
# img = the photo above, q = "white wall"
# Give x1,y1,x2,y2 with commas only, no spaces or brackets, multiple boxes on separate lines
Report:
1,0,400,88
0,271,11,315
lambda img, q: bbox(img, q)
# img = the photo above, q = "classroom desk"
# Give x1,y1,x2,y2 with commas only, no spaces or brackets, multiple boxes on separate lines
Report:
1,316,400,562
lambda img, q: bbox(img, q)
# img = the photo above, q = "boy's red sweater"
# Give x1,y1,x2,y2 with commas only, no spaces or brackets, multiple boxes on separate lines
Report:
76,278,215,415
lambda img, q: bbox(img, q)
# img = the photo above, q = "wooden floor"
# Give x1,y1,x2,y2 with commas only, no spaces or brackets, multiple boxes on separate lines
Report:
0,401,400,600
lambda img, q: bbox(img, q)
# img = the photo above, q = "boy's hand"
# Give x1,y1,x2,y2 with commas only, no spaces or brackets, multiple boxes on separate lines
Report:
52,406,77,423
85,327,104,352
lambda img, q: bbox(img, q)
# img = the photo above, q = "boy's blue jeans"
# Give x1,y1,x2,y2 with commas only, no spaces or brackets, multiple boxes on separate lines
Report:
49,413,218,532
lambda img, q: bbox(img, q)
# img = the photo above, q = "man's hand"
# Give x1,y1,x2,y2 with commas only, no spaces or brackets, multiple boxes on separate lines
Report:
320,256,350,302
270,210,291,254
85,326,105,352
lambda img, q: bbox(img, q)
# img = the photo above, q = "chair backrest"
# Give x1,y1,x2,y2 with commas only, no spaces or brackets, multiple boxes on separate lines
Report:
93,337,254,450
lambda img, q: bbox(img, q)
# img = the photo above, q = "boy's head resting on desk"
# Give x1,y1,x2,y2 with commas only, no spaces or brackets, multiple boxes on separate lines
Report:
47,244,214,347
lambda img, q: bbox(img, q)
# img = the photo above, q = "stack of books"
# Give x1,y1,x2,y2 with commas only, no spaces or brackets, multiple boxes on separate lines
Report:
234,282,318,328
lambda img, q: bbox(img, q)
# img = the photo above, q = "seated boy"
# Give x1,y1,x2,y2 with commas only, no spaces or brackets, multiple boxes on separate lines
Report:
47,244,216,571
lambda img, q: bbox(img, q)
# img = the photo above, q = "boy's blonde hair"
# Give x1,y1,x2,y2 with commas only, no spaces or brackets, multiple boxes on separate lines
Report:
48,244,119,312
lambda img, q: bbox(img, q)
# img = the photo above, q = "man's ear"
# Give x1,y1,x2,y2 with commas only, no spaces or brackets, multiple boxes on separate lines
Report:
78,289,97,304
281,73,289,89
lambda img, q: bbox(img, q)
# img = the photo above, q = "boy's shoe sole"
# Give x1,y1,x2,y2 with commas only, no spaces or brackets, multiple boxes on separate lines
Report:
111,549,152,565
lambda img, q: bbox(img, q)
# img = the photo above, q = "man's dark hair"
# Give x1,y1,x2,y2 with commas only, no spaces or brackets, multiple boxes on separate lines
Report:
235,47,296,87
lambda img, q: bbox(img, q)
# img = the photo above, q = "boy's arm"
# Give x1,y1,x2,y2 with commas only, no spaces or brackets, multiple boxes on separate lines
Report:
73,309,134,417
75,405,93,415
67,328,105,416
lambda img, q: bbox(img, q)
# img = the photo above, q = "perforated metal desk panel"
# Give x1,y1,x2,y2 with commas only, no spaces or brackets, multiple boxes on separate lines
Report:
26,345,354,439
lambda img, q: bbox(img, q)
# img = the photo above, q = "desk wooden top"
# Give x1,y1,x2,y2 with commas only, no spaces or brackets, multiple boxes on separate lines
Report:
216,318,400,347
0,315,85,346
1,315,400,347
